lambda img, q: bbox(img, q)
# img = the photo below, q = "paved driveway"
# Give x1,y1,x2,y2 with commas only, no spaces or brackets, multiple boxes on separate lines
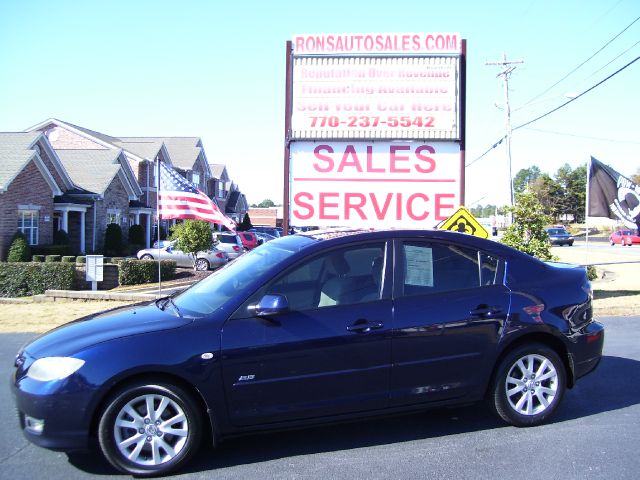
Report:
2,317,639,479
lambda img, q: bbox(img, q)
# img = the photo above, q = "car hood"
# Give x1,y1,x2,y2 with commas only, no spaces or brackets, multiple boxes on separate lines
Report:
22,302,193,358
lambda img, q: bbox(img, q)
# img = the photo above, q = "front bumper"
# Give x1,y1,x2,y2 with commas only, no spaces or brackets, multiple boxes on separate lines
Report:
11,365,96,451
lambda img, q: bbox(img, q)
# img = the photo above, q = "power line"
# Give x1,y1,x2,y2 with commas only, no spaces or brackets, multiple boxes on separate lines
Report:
521,127,640,144
514,55,640,130
521,15,640,108
468,55,639,168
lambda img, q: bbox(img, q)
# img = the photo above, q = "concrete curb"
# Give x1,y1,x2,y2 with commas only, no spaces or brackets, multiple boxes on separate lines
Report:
44,290,161,301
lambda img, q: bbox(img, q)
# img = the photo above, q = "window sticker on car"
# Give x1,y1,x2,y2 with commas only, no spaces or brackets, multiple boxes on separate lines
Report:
405,245,434,287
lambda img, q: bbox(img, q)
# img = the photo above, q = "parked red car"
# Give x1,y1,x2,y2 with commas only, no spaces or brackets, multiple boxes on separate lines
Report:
237,231,259,250
609,229,640,246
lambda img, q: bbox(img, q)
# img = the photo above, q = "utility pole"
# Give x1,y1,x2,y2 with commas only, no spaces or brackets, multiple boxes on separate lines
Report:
486,53,523,207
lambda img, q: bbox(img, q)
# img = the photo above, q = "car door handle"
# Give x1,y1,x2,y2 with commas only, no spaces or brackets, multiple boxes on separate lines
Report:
470,305,503,318
347,321,384,333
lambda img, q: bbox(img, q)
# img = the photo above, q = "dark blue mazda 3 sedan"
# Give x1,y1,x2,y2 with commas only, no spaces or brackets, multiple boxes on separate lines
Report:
11,229,604,476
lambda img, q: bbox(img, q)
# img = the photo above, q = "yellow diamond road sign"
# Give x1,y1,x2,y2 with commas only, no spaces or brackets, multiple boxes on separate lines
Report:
438,206,490,239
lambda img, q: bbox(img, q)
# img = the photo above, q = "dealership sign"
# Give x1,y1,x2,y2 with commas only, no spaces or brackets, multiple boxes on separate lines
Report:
284,33,466,230
290,141,460,228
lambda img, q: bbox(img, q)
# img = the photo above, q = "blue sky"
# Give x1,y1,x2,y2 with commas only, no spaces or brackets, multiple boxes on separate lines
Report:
1,0,638,207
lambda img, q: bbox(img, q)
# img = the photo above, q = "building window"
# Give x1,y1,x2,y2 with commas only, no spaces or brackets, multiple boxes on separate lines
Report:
19,210,39,245
192,172,200,186
106,211,120,226
218,181,226,199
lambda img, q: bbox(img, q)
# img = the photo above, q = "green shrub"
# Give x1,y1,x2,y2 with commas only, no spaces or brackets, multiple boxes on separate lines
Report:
53,229,70,245
7,232,31,262
587,265,598,281
0,262,75,297
76,256,86,264
118,259,176,285
61,256,76,263
32,244,73,256
45,255,61,263
32,255,45,262
111,257,126,265
104,223,123,256
128,224,145,246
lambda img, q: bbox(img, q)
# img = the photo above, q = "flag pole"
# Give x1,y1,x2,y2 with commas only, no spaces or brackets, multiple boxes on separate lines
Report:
156,159,162,295
585,157,591,266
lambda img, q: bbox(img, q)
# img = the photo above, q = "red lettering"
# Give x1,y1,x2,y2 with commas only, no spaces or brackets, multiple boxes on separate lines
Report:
390,145,411,173
313,145,334,173
396,192,403,220
337,145,363,172
293,192,314,220
344,193,367,220
414,145,436,173
370,192,393,219
407,193,429,220
435,193,456,220
318,192,340,220
366,146,384,173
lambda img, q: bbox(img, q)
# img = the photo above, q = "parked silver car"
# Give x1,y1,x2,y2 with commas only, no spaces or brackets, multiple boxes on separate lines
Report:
137,241,228,270
214,232,244,259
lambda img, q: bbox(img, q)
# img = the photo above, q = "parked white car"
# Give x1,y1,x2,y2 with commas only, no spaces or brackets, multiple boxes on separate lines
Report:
214,233,244,259
137,241,229,271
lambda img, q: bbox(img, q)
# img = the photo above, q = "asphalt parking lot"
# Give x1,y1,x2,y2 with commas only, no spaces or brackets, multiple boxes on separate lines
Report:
2,315,639,480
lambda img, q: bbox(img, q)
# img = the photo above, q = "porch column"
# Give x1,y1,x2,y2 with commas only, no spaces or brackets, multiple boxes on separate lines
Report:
62,210,69,233
80,211,86,253
145,214,151,248
135,212,140,224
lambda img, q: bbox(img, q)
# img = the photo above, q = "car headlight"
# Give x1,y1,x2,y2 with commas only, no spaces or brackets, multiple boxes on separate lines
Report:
27,357,85,382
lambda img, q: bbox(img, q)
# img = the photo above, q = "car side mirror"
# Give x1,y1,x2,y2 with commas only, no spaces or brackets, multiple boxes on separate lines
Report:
251,294,289,317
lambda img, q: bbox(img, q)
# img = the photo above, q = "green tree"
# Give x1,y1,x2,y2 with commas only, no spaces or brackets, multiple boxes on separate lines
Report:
238,213,253,231
500,191,554,260
7,231,31,262
554,163,586,223
513,166,542,194
169,220,212,268
257,199,275,208
529,173,561,220
104,223,123,256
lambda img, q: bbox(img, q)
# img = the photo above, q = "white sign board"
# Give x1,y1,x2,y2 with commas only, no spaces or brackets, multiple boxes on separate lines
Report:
85,255,104,282
291,56,460,140
290,141,460,229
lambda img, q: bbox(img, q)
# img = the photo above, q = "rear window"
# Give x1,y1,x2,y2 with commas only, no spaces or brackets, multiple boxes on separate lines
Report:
219,235,238,244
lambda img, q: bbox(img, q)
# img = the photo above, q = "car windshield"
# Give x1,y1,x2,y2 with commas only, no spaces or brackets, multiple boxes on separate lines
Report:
172,239,301,316
547,229,566,235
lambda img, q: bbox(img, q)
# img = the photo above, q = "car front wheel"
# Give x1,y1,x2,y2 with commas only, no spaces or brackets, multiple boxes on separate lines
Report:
490,344,566,427
195,258,210,271
98,382,203,477
140,254,153,260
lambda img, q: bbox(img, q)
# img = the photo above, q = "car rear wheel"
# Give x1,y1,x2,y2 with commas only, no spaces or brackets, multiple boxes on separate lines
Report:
98,382,203,477
490,344,566,427
141,254,153,260
195,258,210,271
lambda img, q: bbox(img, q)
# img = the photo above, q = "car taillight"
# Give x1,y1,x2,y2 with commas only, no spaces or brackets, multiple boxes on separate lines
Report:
233,246,240,251
216,252,225,258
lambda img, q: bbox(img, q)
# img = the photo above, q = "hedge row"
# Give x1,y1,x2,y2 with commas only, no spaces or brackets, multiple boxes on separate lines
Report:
118,259,176,285
0,262,76,297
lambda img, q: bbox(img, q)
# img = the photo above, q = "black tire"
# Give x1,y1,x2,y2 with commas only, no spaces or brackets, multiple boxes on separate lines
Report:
98,381,203,477
489,344,566,427
195,258,210,271
141,254,153,260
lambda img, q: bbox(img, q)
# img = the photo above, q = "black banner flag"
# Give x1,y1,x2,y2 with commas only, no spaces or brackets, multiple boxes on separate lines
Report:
588,156,640,229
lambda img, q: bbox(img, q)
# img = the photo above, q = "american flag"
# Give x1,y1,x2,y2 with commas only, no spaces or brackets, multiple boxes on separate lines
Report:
158,161,236,231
